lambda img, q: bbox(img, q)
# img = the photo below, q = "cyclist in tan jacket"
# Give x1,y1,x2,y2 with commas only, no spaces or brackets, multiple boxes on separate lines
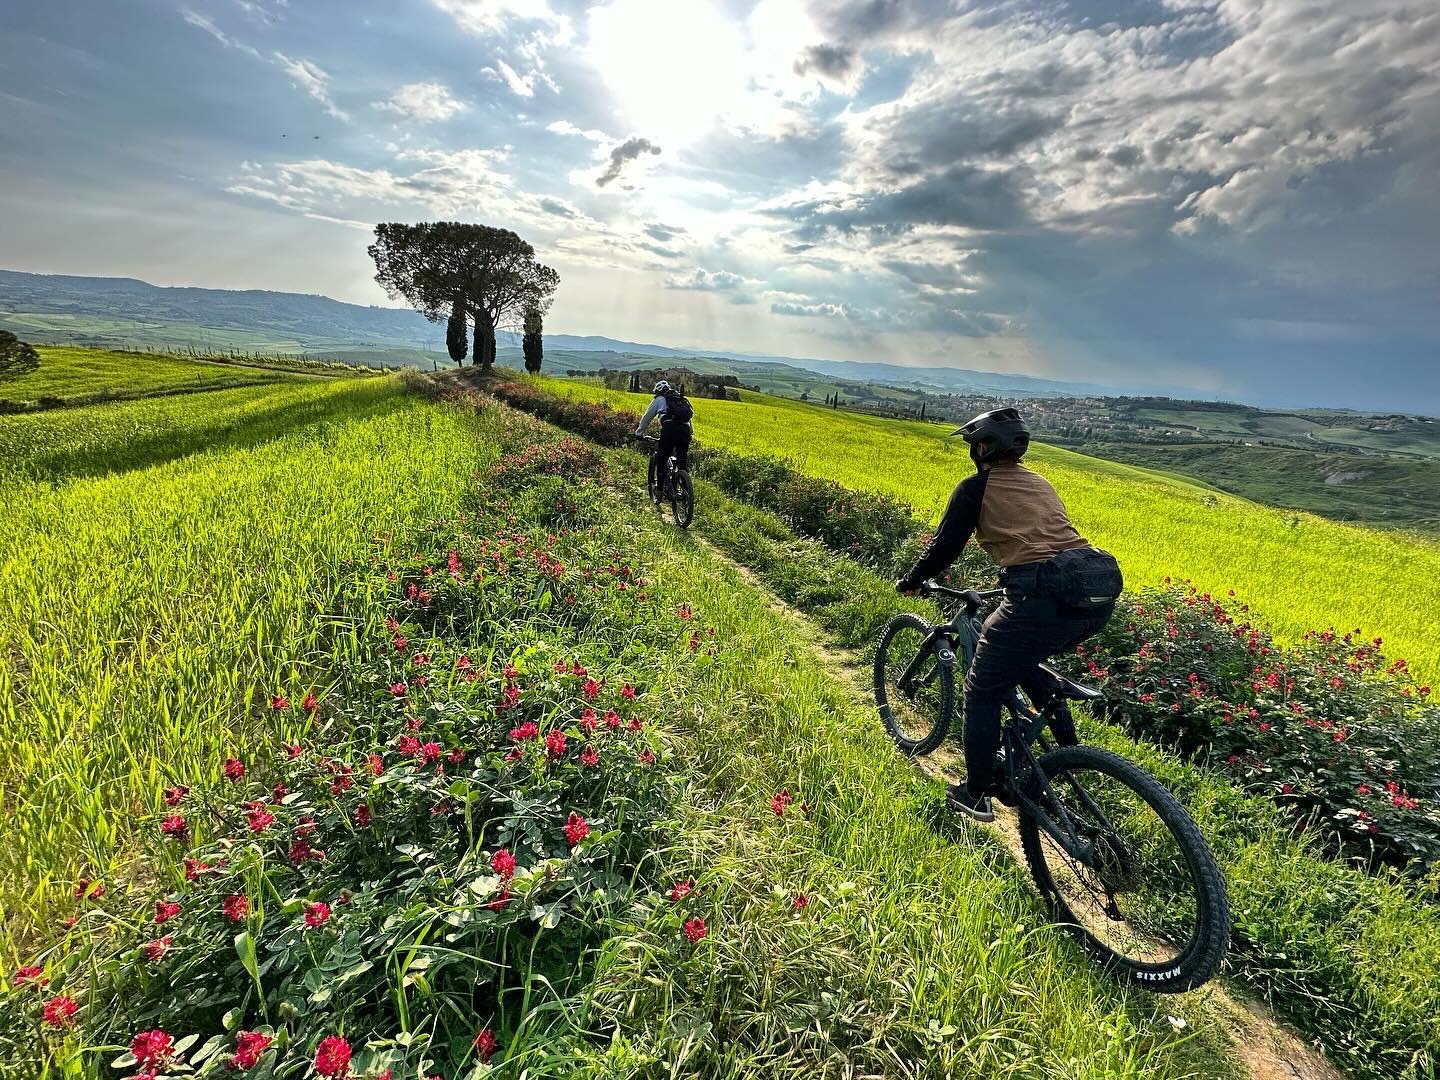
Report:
898,408,1122,821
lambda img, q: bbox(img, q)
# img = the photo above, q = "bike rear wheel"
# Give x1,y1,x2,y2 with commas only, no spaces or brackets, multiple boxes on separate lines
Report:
646,456,662,507
1018,745,1229,993
670,469,694,529
874,613,955,755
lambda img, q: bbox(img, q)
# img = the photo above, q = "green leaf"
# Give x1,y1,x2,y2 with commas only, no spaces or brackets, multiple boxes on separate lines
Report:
234,930,262,994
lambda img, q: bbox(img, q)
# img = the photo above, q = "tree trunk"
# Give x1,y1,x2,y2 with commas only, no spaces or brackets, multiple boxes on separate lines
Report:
473,312,497,372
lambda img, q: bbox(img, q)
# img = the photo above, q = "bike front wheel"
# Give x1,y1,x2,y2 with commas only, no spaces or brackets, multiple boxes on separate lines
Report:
1018,745,1229,993
669,470,694,529
874,613,955,756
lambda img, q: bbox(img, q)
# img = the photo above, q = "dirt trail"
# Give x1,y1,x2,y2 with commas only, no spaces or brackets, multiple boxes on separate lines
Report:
696,537,1343,1080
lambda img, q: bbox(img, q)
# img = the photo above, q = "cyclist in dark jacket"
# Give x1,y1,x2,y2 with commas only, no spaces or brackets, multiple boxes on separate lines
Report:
634,380,693,494
897,408,1121,821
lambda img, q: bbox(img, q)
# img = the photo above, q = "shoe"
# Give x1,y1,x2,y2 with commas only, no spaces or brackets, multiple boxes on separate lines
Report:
945,784,994,822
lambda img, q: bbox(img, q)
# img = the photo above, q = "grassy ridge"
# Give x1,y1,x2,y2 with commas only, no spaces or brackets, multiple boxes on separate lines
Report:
541,377,1440,683
0,377,490,942
0,345,298,405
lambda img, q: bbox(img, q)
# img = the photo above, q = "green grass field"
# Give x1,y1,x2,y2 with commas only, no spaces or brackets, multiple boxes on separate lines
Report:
0,345,306,405
541,377,1440,683
7,350,1440,1077
0,376,489,946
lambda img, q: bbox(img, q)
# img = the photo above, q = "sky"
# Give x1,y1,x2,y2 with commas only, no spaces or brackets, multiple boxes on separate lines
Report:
0,0,1438,410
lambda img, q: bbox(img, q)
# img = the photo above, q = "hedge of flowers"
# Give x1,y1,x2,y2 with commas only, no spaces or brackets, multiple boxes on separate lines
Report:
1,402,723,1077
1061,581,1440,877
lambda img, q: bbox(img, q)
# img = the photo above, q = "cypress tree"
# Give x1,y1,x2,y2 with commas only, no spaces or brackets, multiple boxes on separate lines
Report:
522,305,544,373
445,295,468,365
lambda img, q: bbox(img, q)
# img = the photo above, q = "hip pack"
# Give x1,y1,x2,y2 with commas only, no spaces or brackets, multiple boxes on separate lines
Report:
1042,547,1124,610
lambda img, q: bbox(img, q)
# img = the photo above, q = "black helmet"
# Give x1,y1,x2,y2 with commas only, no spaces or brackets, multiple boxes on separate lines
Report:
952,407,1029,465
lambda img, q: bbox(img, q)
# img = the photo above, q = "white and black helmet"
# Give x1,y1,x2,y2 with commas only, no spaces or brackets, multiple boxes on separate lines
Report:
952,407,1030,465
652,380,672,395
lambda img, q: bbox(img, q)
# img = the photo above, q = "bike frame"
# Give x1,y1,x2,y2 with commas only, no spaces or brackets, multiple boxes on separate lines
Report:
905,583,1108,865
637,435,680,497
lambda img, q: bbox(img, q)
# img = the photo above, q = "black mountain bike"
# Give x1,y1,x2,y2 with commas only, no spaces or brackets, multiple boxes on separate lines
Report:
875,581,1229,993
635,434,694,529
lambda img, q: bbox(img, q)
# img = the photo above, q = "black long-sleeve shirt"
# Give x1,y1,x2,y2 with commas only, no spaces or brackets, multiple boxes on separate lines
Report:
902,463,1089,586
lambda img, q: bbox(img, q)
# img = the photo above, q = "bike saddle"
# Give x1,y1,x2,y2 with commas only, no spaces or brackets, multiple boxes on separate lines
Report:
1039,663,1105,701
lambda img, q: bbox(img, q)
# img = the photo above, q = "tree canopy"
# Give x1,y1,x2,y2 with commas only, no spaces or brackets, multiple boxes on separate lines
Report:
0,331,40,382
368,222,559,371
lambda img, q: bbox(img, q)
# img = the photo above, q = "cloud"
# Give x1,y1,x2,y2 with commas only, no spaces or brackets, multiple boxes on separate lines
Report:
179,8,262,59
373,82,467,122
537,196,579,218
483,59,539,98
273,53,348,121
644,223,685,242
547,119,610,143
596,136,661,187
431,0,573,42
665,267,750,291
792,43,862,91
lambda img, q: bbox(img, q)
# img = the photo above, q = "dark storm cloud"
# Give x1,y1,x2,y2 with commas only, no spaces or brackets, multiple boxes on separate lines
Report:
793,43,858,81
596,136,661,188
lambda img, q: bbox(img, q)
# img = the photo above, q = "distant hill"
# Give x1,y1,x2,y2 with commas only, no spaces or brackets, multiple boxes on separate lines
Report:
0,269,1127,400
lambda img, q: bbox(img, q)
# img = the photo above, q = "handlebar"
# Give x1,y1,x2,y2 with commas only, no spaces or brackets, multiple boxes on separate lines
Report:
919,580,1003,608
631,433,659,444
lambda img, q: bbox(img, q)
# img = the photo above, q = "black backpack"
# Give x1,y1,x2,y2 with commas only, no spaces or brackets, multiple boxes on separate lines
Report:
662,390,694,424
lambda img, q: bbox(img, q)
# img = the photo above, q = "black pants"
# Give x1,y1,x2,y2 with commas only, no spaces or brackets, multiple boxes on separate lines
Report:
656,422,691,490
962,592,1114,795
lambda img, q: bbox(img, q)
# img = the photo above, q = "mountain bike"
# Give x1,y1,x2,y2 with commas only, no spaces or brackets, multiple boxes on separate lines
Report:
635,434,694,529
874,581,1230,992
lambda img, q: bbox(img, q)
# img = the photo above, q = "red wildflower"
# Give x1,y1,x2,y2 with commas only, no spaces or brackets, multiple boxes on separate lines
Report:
43,995,78,1027
580,746,600,767
355,804,372,828
14,965,47,989
564,811,590,847
393,633,409,653
545,729,567,761
223,894,249,923
503,746,524,763
162,785,188,806
604,709,621,731
571,661,586,677
302,694,319,714
270,694,289,711
474,1028,499,1062
582,678,601,700
667,879,695,902
770,790,794,817
456,654,472,671
792,894,811,909
289,839,317,863
419,741,442,764
223,757,246,781
677,604,693,620
230,1031,274,1071
389,681,408,697
488,888,513,912
160,814,188,838
304,901,331,928
579,708,598,734
682,917,708,942
510,721,539,742
621,683,636,700
491,848,517,879
142,935,172,962
75,879,104,901
131,1029,174,1068
314,1035,352,1077
447,747,466,764
638,749,656,765
273,782,289,799
155,900,181,924
628,717,643,732
246,807,275,834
